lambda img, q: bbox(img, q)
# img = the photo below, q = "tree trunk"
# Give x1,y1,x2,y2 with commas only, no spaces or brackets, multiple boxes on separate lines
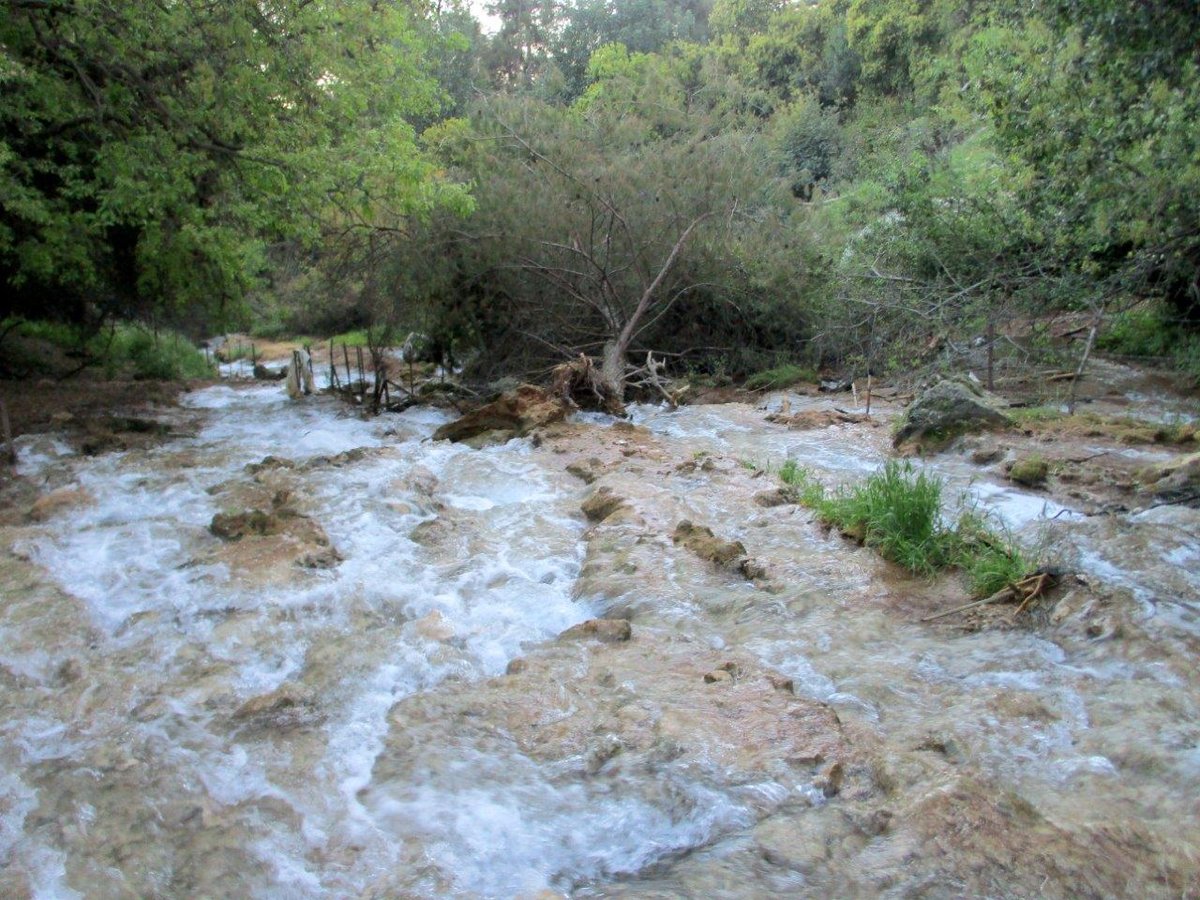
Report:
600,340,625,400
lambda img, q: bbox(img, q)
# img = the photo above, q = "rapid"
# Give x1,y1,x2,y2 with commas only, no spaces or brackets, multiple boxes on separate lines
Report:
1,376,1198,897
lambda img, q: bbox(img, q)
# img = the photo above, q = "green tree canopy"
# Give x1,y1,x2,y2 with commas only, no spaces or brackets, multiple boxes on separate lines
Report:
0,0,469,329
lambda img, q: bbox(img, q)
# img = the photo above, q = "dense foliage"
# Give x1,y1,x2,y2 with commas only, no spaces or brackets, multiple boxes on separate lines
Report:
3,0,1198,383
0,0,468,330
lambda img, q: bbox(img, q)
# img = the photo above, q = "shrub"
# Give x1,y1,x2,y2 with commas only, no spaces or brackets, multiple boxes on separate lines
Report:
4,319,213,380
330,329,371,347
745,363,817,391
108,327,214,380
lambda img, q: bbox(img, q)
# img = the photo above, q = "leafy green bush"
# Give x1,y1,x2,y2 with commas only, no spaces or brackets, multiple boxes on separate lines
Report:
4,319,212,379
107,327,214,380
745,364,817,391
1098,308,1177,358
331,329,371,347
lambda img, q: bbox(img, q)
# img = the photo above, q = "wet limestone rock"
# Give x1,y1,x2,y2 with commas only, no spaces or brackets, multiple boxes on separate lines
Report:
432,384,568,445
767,409,872,429
580,487,627,523
233,682,319,729
566,457,606,484
209,509,284,540
753,488,793,507
673,520,746,568
1142,451,1200,502
673,520,774,583
558,618,632,643
893,378,1011,449
26,486,94,522
1008,455,1050,488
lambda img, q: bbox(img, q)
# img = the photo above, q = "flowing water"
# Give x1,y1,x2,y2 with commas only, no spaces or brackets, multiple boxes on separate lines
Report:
1,382,1198,897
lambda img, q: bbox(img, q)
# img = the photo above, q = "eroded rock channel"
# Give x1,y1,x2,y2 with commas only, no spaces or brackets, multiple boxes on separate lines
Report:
1,380,1198,897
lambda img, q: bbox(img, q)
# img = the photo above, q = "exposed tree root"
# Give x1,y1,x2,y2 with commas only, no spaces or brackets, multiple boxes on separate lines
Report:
922,569,1060,623
551,354,625,415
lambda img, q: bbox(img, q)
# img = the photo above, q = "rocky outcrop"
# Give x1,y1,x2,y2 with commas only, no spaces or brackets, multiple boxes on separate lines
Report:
893,378,1011,448
432,384,569,445
1143,451,1200,503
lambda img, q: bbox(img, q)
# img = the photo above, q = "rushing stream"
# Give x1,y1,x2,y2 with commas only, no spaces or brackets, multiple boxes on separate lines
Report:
2,380,1198,896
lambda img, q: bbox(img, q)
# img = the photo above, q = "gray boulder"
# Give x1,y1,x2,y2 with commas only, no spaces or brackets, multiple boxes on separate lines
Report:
893,378,1011,448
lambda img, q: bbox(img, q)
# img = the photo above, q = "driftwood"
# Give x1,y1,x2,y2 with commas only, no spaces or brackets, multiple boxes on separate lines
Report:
922,570,1058,622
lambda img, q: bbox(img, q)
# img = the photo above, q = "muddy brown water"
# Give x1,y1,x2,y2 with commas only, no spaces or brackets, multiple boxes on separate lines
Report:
1,377,1198,897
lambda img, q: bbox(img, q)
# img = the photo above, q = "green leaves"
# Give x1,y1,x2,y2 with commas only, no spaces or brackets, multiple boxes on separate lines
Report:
0,0,463,326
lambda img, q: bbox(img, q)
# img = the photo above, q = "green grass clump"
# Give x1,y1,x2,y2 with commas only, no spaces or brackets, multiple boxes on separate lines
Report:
818,460,951,574
778,459,828,507
1009,406,1064,425
745,363,816,391
330,329,371,347
954,512,1031,596
782,459,1037,591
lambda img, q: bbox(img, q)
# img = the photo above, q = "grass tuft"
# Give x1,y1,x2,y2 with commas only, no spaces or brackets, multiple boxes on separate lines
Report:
781,458,1038,591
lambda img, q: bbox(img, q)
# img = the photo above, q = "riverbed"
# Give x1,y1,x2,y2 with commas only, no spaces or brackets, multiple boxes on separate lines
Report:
1,379,1198,896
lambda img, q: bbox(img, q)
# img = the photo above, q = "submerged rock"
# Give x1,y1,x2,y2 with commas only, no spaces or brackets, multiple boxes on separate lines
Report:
233,682,320,729
893,378,1011,449
672,520,746,568
432,384,569,445
26,486,94,522
581,487,627,523
209,509,284,540
559,618,632,643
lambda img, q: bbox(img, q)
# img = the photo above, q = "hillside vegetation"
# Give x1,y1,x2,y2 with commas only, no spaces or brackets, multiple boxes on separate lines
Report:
3,0,1197,389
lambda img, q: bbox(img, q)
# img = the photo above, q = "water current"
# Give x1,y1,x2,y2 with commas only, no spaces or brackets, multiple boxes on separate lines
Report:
1,379,1198,896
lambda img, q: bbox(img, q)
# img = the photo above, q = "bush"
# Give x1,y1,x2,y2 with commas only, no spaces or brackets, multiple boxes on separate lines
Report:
745,363,817,391
1099,305,1200,380
107,327,214,380
3,319,213,380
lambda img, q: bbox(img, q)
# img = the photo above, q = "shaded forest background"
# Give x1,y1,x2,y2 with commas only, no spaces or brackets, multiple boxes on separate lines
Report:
3,0,1199,386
